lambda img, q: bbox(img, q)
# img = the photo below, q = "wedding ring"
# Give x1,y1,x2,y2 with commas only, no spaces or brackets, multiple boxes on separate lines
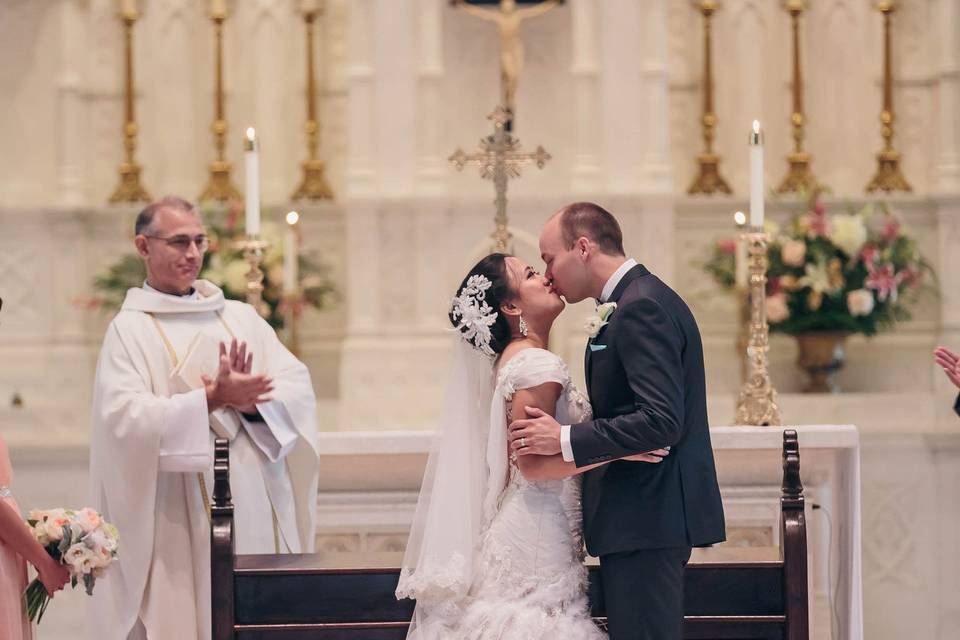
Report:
520,437,526,448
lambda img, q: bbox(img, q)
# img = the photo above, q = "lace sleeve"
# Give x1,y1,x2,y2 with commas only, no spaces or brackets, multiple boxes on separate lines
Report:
497,348,570,400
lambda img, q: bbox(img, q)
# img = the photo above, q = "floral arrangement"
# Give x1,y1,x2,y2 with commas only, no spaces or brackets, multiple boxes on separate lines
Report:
25,507,119,623
703,193,935,336
78,202,336,329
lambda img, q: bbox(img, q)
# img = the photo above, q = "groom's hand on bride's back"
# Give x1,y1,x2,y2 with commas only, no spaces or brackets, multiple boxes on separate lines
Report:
509,406,562,456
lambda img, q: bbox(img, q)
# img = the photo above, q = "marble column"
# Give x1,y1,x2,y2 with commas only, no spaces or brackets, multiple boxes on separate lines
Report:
415,0,447,197
636,0,673,193
598,0,643,194
568,0,601,193
346,0,377,197
936,0,960,193
56,0,87,207
373,0,416,197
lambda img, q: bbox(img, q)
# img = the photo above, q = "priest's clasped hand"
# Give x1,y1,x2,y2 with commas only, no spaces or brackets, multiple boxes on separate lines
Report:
201,338,274,413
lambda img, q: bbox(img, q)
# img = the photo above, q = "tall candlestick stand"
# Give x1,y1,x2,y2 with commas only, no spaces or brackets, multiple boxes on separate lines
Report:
109,6,152,203
775,0,819,194
735,231,782,426
292,5,334,201
200,5,242,202
866,1,912,193
687,0,732,195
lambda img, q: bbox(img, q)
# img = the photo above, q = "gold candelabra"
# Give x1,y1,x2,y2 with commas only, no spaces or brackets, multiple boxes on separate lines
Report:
449,106,550,253
109,7,151,204
292,5,334,201
236,238,269,317
735,232,782,426
199,6,242,203
688,0,732,195
866,1,912,193
775,0,819,194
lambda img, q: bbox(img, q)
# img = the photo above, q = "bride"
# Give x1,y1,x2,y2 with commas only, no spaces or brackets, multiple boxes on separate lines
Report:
396,253,668,639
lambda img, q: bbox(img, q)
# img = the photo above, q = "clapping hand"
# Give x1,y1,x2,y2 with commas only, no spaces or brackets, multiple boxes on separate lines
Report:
202,338,273,413
934,346,960,389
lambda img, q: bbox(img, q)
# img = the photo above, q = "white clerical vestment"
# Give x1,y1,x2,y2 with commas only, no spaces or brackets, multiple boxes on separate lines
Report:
87,280,319,640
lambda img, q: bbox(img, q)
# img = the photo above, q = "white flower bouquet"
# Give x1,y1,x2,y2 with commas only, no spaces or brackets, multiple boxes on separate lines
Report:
24,507,119,623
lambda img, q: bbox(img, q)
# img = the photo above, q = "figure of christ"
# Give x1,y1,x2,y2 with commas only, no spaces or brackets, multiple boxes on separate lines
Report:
453,0,561,117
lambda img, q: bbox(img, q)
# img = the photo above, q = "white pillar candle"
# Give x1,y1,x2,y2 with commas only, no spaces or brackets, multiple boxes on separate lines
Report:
244,127,261,236
749,120,764,229
734,210,747,288
284,211,300,293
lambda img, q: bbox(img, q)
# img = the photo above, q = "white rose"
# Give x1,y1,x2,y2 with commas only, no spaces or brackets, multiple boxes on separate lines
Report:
75,508,103,534
584,316,604,338
847,289,875,317
780,240,807,267
223,260,250,293
831,214,868,257
64,544,94,575
766,293,790,324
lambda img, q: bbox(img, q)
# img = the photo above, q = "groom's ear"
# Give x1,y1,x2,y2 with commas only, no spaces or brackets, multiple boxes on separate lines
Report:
575,237,591,261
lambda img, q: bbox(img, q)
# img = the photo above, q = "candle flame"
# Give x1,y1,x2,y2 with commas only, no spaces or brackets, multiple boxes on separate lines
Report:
246,127,256,141
286,211,300,226
734,211,747,226
752,120,760,134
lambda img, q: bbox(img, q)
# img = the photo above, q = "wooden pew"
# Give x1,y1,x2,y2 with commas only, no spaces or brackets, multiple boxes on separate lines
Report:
212,430,809,640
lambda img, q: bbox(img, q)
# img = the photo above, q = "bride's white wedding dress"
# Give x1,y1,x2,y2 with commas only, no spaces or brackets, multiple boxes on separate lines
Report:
399,347,606,639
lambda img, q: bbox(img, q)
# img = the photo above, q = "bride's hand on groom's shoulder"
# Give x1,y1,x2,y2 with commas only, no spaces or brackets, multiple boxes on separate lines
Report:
508,406,562,456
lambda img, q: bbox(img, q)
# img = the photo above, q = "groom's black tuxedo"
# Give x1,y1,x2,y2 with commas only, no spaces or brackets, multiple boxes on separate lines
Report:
571,263,725,638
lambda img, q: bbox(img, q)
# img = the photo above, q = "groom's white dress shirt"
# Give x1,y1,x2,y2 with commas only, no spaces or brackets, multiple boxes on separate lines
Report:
559,258,638,463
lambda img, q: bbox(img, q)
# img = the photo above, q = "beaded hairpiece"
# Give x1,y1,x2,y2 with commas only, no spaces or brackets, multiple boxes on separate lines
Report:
450,274,498,357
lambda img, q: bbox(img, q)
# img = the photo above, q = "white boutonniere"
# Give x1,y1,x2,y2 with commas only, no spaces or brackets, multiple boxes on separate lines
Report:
585,302,617,339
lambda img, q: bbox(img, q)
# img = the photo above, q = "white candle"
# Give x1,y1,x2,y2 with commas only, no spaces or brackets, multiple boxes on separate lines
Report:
734,211,747,288
749,120,764,229
284,211,300,293
244,127,260,236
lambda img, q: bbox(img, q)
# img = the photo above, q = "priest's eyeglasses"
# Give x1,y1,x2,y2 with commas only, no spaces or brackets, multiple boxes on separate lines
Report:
143,234,209,253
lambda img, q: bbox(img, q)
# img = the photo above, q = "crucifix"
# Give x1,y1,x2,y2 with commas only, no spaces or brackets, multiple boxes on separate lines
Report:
450,106,550,252
452,0,561,127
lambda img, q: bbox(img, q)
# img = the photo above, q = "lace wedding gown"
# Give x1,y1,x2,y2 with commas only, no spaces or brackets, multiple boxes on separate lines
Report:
405,347,605,639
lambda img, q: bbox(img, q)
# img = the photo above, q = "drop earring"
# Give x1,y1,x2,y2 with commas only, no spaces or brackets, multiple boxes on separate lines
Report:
519,314,529,337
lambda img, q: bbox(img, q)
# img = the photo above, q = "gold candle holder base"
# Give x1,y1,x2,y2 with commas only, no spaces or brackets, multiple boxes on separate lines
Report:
866,149,912,193
291,158,334,201
200,159,242,203
688,152,732,195
735,231,782,426
235,238,269,317
109,162,152,203
775,151,819,195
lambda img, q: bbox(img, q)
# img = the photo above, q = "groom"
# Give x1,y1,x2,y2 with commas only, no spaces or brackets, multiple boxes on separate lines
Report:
509,202,726,639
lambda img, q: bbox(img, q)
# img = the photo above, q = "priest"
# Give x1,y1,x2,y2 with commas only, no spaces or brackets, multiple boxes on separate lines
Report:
87,196,319,640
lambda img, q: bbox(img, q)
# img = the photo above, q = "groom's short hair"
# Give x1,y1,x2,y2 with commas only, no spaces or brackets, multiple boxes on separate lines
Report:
557,202,625,256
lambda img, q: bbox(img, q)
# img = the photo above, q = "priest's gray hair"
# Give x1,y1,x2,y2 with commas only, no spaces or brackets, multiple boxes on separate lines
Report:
135,196,200,236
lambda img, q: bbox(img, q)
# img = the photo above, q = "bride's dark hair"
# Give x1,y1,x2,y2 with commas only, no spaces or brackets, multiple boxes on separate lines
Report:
450,253,515,355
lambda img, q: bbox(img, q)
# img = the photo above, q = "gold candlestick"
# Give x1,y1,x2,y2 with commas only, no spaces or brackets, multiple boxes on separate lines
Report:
109,7,152,204
775,0,819,194
866,1,912,193
292,5,334,201
199,6,242,203
235,238,269,317
735,232,782,426
688,0,732,195
282,293,302,357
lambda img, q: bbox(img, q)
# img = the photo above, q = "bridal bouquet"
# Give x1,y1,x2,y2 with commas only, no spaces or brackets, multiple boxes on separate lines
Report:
24,507,119,623
702,193,935,337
